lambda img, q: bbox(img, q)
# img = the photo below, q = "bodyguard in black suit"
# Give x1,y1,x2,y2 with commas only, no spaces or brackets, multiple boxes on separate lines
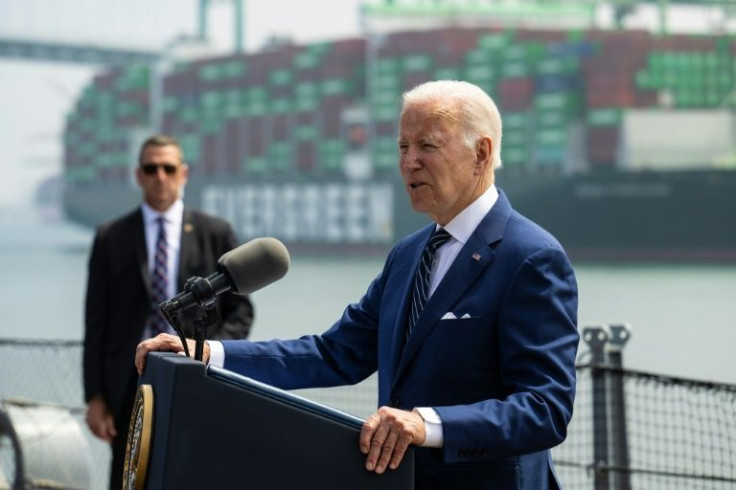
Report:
83,135,254,489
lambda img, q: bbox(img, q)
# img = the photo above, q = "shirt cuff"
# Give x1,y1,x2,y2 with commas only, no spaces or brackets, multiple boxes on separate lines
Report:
413,407,444,448
208,340,225,368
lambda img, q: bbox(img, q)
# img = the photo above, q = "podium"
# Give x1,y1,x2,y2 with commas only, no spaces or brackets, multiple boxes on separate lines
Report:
130,352,413,489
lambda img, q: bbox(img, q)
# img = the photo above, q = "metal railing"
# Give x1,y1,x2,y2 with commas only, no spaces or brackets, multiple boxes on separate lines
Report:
2,327,735,490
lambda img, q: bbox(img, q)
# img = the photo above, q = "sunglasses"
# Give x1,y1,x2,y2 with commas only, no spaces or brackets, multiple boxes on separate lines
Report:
141,163,178,176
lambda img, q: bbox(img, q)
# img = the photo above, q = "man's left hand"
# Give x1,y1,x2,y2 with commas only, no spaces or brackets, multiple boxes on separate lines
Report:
359,406,425,474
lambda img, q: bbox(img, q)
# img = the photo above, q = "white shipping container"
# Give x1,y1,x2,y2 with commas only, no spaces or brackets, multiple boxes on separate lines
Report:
618,109,735,170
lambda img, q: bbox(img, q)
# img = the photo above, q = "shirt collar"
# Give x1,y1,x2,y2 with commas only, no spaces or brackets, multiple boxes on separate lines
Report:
440,184,498,245
141,199,184,226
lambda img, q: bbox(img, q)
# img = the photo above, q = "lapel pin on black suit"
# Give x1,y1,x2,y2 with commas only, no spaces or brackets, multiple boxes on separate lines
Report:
472,252,482,261
184,223,194,233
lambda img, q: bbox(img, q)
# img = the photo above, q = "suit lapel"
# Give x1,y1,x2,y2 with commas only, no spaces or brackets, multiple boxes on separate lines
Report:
132,209,151,297
389,228,433,378
178,208,197,291
393,190,513,384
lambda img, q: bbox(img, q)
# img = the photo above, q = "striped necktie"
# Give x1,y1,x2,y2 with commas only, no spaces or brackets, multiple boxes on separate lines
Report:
150,216,171,335
407,227,451,340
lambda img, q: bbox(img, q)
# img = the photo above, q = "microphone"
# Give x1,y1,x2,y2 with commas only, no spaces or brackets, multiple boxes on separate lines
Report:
160,237,290,361
161,237,290,313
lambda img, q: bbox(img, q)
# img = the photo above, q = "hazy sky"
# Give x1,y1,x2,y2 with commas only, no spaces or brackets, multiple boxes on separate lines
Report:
0,0,366,208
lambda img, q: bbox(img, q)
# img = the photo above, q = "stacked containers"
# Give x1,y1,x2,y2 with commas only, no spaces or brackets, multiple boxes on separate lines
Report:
489,32,534,169
163,61,203,165
213,49,293,177
369,54,403,173
162,53,253,177
369,27,593,173
370,28,512,174
582,30,651,169
432,27,483,83
532,39,593,171
157,39,368,181
371,30,451,175
636,35,733,109
291,43,328,175
64,26,736,190
460,29,505,98
315,39,365,175
64,64,150,186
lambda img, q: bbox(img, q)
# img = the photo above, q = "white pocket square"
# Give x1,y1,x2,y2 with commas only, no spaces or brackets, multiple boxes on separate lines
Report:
461,313,472,319
441,312,457,320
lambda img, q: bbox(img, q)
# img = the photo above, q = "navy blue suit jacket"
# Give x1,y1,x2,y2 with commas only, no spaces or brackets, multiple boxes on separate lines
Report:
223,190,579,489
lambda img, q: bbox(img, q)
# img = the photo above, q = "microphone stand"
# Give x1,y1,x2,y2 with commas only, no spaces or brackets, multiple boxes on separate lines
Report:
160,275,222,361
192,305,219,362
161,302,191,359
160,302,220,362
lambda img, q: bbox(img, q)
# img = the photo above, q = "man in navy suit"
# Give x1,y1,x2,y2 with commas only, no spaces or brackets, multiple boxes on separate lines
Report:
136,81,578,489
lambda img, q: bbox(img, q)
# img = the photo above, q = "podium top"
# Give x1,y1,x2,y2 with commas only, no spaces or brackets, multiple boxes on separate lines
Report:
207,364,365,430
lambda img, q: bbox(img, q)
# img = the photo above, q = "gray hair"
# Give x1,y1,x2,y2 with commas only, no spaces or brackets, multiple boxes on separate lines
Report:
401,80,503,169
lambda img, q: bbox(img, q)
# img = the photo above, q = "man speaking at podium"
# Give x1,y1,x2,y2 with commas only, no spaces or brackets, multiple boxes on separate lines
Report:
137,81,579,489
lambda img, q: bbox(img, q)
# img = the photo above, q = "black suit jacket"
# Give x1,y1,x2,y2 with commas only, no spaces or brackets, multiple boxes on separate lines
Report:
83,207,254,417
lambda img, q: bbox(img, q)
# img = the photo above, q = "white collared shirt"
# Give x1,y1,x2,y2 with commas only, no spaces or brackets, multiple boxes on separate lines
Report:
428,184,499,297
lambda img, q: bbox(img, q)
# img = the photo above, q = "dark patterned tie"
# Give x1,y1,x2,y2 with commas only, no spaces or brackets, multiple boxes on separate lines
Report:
150,216,170,335
407,227,452,340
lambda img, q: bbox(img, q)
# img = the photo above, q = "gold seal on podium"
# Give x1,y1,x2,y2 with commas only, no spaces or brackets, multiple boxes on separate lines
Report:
123,384,154,490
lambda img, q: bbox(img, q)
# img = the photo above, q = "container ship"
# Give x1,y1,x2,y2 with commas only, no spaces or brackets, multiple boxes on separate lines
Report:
61,4,736,261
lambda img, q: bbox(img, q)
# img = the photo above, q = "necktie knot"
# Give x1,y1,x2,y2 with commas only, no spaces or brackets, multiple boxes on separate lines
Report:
156,216,167,235
427,227,451,255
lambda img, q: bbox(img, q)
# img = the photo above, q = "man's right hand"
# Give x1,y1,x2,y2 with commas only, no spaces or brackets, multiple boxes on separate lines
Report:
85,397,116,443
135,333,203,375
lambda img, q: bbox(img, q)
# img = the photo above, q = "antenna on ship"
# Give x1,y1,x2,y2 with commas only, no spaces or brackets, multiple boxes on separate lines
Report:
150,0,246,133
198,0,246,53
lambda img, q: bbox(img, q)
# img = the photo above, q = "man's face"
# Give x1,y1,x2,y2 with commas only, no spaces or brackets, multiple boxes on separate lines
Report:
399,100,488,225
135,144,188,212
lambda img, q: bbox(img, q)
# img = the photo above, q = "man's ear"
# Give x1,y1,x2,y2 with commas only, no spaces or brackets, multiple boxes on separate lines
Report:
474,136,493,174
